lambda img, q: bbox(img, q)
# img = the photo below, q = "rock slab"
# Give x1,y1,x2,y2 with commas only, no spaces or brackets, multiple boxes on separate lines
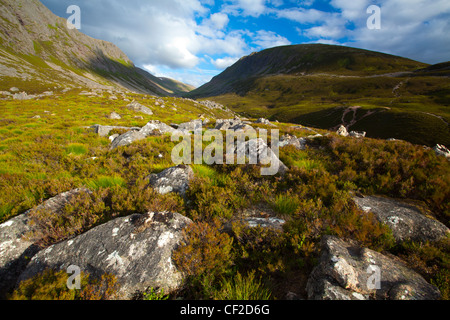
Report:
306,236,441,300
17,212,192,299
353,195,449,242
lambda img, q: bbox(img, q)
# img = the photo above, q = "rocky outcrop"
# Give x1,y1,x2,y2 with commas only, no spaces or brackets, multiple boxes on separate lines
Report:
17,211,192,300
146,165,194,197
306,236,441,300
176,120,203,132
0,188,90,298
127,101,154,116
353,195,449,243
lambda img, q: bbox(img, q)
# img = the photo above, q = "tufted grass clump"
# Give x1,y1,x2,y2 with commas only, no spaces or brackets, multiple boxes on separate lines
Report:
213,271,272,300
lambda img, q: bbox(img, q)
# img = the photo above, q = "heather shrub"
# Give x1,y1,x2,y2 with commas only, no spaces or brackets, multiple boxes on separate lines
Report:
9,269,118,300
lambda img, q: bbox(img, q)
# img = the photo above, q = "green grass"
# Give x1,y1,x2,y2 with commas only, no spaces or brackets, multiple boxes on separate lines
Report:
84,176,125,190
65,143,88,156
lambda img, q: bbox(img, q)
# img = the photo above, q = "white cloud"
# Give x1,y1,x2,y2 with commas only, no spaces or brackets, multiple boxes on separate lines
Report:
224,0,269,17
252,30,292,48
212,56,240,69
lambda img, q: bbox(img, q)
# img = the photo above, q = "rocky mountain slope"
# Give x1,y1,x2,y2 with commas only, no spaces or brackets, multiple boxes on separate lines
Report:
0,0,193,95
186,44,450,147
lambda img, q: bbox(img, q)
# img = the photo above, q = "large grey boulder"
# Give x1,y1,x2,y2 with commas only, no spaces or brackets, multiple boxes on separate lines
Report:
353,195,449,243
127,101,153,116
306,236,441,300
146,165,194,197
349,131,366,138
0,188,90,298
17,212,192,300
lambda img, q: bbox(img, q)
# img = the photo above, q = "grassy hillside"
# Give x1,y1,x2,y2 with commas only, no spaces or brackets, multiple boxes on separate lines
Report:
186,45,449,147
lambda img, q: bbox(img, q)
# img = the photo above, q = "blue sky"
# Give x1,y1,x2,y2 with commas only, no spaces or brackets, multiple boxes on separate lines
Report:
41,0,450,87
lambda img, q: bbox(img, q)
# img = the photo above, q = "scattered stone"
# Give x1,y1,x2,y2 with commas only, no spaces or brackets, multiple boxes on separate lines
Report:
0,189,90,298
109,95,118,100
177,120,203,132
433,144,450,159
31,115,41,119
215,119,254,131
127,101,153,116
134,116,144,120
17,212,192,300
353,195,449,243
349,131,366,138
13,92,35,100
108,112,121,120
233,138,288,175
9,87,19,92
306,236,441,300
336,125,349,137
255,118,276,126
279,134,307,150
146,165,194,197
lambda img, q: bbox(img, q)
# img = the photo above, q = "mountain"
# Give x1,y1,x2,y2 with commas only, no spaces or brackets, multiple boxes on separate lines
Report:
186,44,450,146
0,0,192,95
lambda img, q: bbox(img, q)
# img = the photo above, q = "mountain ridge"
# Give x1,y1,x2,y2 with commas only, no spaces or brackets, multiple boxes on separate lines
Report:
0,0,193,95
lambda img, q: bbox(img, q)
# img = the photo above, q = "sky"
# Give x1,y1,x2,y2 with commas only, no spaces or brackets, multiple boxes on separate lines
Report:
40,0,450,87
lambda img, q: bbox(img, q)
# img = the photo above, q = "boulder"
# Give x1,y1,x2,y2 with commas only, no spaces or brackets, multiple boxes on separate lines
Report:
0,188,90,298
353,195,449,243
233,138,288,175
91,124,140,137
306,236,441,300
110,130,146,149
336,125,349,137
146,165,194,197
127,101,153,116
434,144,450,159
17,212,192,300
139,120,177,136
